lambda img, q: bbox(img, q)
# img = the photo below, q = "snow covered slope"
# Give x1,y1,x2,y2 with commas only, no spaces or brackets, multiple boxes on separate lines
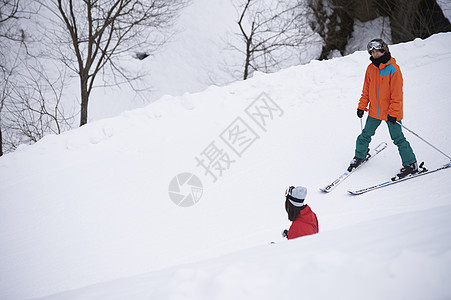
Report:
88,0,240,121
1,33,451,300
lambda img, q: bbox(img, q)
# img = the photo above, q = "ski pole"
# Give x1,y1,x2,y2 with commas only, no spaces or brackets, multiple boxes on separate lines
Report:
360,118,363,131
397,121,451,161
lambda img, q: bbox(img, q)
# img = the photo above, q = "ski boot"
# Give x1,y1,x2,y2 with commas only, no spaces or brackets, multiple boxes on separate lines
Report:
347,151,371,172
391,162,419,181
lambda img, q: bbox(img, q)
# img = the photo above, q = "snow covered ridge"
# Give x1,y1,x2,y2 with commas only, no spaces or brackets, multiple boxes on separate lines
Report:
1,33,451,300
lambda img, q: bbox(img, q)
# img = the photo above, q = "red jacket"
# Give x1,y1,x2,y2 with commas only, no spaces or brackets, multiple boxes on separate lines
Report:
358,57,404,121
288,205,319,240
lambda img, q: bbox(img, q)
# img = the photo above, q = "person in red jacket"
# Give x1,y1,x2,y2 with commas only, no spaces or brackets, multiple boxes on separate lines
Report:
282,186,319,240
348,38,419,180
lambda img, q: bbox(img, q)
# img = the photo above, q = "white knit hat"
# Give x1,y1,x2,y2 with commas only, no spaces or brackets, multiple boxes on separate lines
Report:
286,186,307,207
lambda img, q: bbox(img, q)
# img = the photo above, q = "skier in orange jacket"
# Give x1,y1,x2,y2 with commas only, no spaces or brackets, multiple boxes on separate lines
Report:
348,38,418,180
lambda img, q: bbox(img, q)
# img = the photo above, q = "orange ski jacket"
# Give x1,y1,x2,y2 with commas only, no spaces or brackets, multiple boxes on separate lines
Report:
358,57,403,121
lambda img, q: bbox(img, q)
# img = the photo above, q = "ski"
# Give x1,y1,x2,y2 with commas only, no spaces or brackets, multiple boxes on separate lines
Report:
320,142,388,193
348,161,451,195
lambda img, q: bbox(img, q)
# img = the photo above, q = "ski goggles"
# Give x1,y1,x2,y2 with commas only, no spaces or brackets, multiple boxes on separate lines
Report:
285,186,305,206
285,186,295,197
367,40,385,54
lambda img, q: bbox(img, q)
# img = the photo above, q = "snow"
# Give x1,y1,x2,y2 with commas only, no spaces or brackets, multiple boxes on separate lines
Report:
346,17,392,55
438,0,451,22
1,31,451,299
87,0,323,122
88,0,240,121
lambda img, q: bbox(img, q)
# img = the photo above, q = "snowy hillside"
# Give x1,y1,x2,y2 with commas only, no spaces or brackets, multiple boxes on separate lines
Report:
88,0,241,121
88,0,323,122
89,0,451,122
1,33,451,300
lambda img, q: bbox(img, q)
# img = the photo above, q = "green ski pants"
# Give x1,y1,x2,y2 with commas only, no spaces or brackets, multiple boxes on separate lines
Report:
355,116,416,166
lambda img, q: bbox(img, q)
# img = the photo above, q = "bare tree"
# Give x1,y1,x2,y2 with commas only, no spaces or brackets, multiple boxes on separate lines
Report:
0,0,19,29
38,0,187,126
0,57,14,156
1,45,75,153
0,63,7,156
0,65,5,155
6,62,74,142
235,0,316,80
0,0,21,156
1,0,76,155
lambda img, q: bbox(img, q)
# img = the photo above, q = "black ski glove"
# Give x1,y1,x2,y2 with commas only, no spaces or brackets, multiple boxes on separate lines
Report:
282,229,288,239
387,115,397,124
357,109,364,118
